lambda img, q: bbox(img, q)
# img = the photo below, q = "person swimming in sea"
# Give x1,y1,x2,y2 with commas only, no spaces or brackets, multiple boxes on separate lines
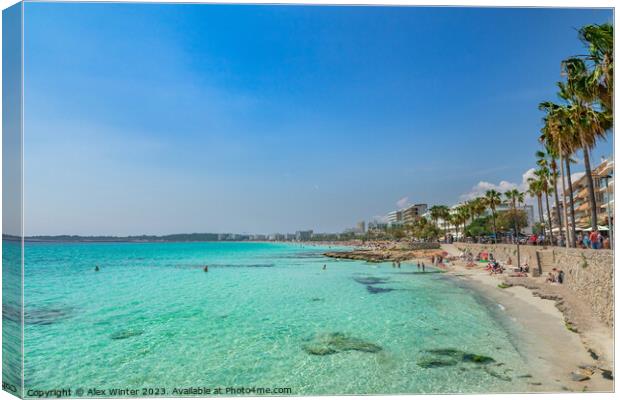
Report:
94,265,100,272
323,264,326,270
203,265,209,272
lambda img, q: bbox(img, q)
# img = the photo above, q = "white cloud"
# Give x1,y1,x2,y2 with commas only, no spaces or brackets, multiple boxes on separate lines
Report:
459,168,537,202
396,196,410,209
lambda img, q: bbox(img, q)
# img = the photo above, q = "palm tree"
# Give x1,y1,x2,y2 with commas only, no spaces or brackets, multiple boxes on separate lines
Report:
539,101,584,247
577,23,614,113
505,189,525,267
559,58,611,231
484,190,502,243
429,206,443,228
527,178,546,237
533,167,554,245
534,145,564,244
470,198,487,220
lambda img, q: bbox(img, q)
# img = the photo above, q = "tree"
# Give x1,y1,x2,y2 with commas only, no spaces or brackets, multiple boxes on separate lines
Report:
539,100,586,247
578,23,614,113
559,57,611,231
484,190,502,243
527,178,546,238
533,167,554,245
534,144,564,244
496,210,529,233
505,188,525,269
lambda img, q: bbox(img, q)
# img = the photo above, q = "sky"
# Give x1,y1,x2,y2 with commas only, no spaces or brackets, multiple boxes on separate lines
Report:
22,3,613,235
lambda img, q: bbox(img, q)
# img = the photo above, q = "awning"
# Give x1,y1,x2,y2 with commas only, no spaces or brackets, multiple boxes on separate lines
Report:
582,225,610,232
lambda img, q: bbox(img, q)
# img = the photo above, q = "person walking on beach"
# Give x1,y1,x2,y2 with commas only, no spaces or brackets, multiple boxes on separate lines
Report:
589,230,599,249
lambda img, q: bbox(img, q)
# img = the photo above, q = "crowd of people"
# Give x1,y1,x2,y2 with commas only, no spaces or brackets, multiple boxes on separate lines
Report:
577,230,610,249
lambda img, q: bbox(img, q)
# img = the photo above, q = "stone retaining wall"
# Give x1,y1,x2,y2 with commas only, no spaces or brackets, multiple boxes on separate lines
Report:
407,242,441,250
454,243,614,328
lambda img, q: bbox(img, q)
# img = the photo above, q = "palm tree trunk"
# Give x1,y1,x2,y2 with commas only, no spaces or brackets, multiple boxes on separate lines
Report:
551,167,563,245
544,191,554,245
537,194,545,236
565,158,577,247
491,209,498,244
582,146,598,230
559,154,570,248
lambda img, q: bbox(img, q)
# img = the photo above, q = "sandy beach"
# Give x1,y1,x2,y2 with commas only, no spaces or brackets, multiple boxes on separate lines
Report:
325,242,613,392
434,244,613,392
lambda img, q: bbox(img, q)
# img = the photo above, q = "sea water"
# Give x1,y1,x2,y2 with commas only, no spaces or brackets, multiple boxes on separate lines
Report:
14,242,532,395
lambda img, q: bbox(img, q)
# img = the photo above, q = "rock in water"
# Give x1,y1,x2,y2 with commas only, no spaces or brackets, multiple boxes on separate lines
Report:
417,348,497,370
462,353,495,364
110,329,144,340
302,332,382,356
417,357,458,368
366,285,395,294
570,372,591,382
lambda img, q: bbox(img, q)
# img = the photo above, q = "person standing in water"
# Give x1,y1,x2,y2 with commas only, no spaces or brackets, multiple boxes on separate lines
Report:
322,264,326,270
203,265,209,272
422,263,425,272
417,262,420,271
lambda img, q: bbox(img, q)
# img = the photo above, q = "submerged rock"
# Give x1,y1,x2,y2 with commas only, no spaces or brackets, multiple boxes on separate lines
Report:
366,285,395,294
417,357,458,368
418,348,497,372
353,276,389,285
302,332,382,356
110,329,144,340
462,353,495,364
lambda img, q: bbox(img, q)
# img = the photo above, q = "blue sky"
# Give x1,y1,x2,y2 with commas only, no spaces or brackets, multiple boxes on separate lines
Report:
23,3,613,235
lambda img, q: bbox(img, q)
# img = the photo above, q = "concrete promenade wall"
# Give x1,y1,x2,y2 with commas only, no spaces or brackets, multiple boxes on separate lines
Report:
454,243,614,328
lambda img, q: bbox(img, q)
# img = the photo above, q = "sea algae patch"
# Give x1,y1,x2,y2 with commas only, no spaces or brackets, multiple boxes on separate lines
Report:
352,275,390,285
110,329,145,340
418,348,496,368
302,332,383,356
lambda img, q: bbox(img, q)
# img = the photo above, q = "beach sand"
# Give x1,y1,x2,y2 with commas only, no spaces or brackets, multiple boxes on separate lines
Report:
437,244,614,392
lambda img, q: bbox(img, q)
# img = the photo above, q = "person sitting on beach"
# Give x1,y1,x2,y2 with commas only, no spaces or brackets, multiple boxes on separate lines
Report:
546,272,555,283
557,269,564,284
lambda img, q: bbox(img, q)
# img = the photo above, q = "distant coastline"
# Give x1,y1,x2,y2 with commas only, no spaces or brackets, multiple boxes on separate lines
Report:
3,233,361,245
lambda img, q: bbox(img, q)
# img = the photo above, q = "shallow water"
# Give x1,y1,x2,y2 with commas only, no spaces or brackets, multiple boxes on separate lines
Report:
18,242,532,395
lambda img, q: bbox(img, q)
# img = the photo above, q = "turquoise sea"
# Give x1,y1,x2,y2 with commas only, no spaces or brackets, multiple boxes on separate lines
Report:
11,242,534,395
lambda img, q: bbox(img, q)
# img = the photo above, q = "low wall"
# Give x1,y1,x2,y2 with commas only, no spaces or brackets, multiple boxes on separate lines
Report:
454,243,614,328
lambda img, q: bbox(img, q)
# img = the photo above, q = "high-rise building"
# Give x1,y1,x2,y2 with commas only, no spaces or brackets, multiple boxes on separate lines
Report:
356,221,365,233
402,204,428,224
